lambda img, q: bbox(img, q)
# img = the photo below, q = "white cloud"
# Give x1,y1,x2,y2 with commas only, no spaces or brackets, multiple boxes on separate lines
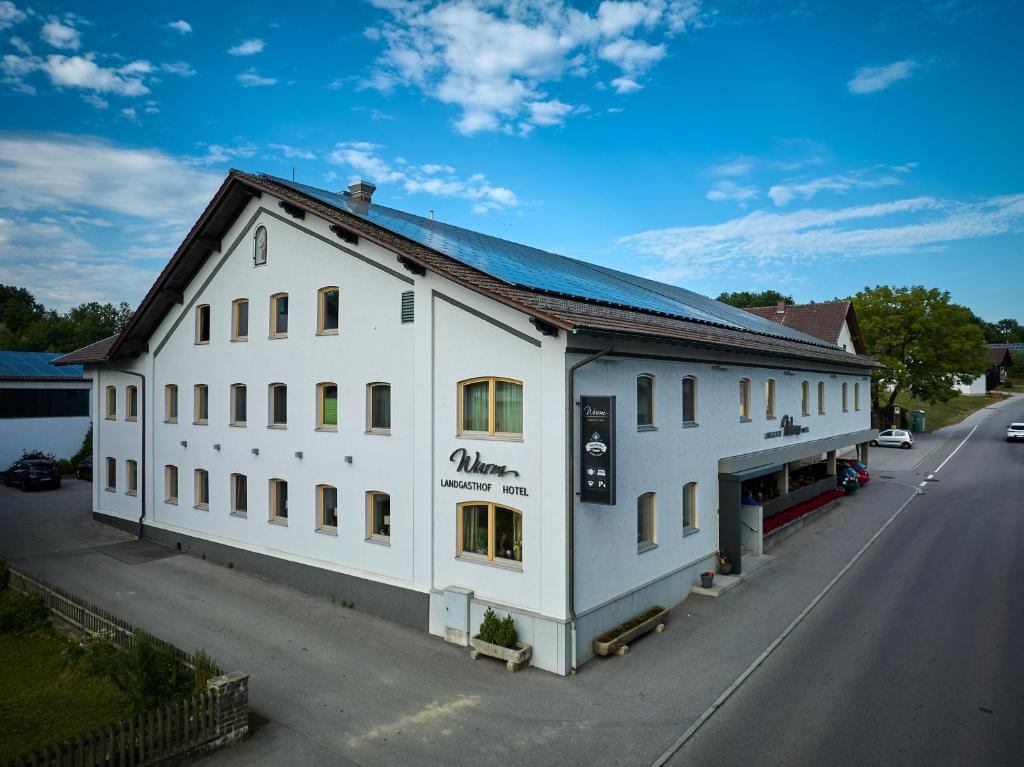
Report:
9,36,31,54
610,76,642,94
43,54,150,95
706,180,758,205
168,20,192,34
120,106,137,120
229,38,264,56
162,61,195,77
41,19,81,50
619,194,1024,282
420,163,455,174
269,143,316,160
237,69,276,87
191,142,258,165
0,2,27,30
847,59,918,94
767,166,907,206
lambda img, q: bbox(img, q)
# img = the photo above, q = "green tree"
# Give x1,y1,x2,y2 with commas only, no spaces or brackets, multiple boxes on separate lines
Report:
716,290,794,308
0,284,133,352
853,285,989,411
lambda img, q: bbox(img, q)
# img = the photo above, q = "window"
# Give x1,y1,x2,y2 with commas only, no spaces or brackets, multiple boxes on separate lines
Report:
194,384,209,424
818,381,826,414
317,383,337,430
842,382,849,412
366,491,390,542
194,469,209,509
739,378,751,420
232,299,249,341
636,374,655,428
270,293,288,338
126,460,137,495
765,379,776,419
318,287,339,334
195,304,211,344
0,388,88,418
367,383,391,433
231,473,247,516
318,484,338,531
457,501,523,565
269,383,287,426
105,457,116,490
682,376,697,425
105,385,116,419
801,381,810,417
231,384,247,426
683,482,697,531
637,492,655,550
855,382,861,411
458,378,523,437
126,385,138,421
254,225,267,266
165,384,178,422
270,478,288,522
165,465,178,503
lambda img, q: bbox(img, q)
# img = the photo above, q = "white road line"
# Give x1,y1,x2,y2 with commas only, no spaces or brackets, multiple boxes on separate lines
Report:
650,486,922,767
919,481,928,487
934,423,981,474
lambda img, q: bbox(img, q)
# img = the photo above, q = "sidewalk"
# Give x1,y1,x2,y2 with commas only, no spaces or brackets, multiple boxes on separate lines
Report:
1,478,920,767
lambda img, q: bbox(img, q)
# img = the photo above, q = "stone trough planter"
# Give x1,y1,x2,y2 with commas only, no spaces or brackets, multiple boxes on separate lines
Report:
469,635,533,672
593,605,669,657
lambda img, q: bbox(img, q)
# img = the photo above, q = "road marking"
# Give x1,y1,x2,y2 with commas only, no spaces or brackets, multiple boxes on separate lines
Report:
918,481,928,487
934,423,981,474
651,486,922,767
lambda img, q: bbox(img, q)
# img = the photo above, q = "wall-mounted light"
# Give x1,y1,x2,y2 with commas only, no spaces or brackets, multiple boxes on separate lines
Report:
294,451,303,459
712,365,727,371
345,456,353,464
830,374,838,379
783,371,795,376
214,444,221,451
251,448,259,456
180,440,187,448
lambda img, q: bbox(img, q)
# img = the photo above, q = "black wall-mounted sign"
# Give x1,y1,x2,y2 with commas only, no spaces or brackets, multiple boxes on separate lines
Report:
580,395,615,505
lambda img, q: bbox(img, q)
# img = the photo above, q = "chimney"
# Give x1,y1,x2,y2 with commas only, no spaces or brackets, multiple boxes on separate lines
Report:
775,300,786,315
348,179,376,203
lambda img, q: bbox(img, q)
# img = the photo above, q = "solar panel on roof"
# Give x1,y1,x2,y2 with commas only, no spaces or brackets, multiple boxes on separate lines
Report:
0,351,83,378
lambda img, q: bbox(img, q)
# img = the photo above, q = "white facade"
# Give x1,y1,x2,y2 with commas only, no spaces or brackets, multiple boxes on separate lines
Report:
86,187,872,675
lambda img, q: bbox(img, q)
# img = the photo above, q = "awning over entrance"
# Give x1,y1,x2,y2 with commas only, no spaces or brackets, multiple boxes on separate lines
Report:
718,428,877,475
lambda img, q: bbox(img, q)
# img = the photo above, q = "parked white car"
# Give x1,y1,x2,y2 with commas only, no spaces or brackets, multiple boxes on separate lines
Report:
870,429,914,449
1008,423,1024,442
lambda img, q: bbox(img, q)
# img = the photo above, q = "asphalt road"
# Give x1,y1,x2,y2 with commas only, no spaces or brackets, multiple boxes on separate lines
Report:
669,396,1024,766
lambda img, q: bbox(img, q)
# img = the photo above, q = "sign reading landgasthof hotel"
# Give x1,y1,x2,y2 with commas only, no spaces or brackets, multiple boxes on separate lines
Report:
764,414,809,440
580,395,615,505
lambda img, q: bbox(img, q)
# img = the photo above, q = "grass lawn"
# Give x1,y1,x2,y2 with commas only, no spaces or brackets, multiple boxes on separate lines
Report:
0,629,131,761
894,392,1007,432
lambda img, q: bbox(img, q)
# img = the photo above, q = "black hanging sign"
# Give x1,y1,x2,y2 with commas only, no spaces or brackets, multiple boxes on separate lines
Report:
580,395,615,505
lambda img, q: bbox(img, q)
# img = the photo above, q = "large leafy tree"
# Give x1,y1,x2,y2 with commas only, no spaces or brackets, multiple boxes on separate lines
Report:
853,285,989,410
716,289,794,308
0,284,133,353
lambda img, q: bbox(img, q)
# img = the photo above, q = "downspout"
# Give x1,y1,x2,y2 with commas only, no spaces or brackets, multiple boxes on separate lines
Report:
566,345,612,675
110,367,146,539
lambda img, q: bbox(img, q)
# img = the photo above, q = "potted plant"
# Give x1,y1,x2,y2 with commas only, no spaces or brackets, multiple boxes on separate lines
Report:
718,551,732,576
700,570,714,588
469,608,532,672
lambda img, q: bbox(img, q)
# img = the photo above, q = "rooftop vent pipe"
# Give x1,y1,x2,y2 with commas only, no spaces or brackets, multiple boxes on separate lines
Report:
775,300,786,314
348,179,377,202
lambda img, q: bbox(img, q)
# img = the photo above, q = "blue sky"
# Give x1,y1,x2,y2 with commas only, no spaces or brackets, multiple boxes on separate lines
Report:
1,0,1021,321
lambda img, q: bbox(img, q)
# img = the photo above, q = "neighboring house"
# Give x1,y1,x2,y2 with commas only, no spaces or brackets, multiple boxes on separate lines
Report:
56,171,876,675
957,346,1013,395
0,351,91,467
744,301,866,354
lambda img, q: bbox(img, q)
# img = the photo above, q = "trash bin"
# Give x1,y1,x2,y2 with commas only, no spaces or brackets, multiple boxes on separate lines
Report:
910,410,926,433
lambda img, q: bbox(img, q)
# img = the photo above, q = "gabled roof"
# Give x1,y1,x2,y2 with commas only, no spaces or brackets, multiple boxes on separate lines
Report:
744,301,865,353
1,350,85,380
58,170,877,371
987,346,1012,366
52,336,119,367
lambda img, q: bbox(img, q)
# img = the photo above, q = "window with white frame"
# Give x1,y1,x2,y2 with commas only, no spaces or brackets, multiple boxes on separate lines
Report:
231,473,247,516
683,482,697,531
194,469,209,509
317,383,337,430
636,374,655,428
165,384,178,422
366,491,390,542
637,492,655,549
367,383,391,433
458,378,522,437
318,287,339,334
318,484,338,531
231,383,247,426
194,384,209,424
165,465,178,503
457,501,523,565
739,378,751,420
269,383,287,426
270,293,288,337
270,478,288,522
682,376,697,424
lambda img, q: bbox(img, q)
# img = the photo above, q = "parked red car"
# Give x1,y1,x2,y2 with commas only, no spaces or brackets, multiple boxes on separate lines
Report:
838,458,869,485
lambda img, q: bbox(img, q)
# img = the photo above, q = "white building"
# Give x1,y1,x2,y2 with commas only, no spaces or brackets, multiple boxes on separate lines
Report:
57,172,876,674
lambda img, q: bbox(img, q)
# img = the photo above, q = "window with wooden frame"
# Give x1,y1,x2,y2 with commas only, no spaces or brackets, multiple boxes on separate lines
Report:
231,473,247,516
366,491,390,542
126,459,138,495
367,382,391,433
269,478,288,522
854,382,861,411
739,378,751,420
105,385,116,420
683,482,697,532
801,381,810,417
682,376,698,425
105,457,116,490
194,469,209,510
457,501,523,566
165,384,178,422
254,225,267,266
317,287,339,334
195,304,211,344
818,381,826,414
269,383,287,427
230,384,247,426
125,385,138,421
164,465,178,504
457,377,523,437
317,383,337,430
194,384,209,425
765,378,776,419
636,374,655,428
842,382,849,412
637,492,655,550
269,293,288,338
318,484,338,531
231,299,249,341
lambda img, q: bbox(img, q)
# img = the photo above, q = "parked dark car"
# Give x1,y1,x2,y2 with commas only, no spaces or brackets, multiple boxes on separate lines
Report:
3,458,61,490
838,458,869,485
76,455,93,481
836,464,860,493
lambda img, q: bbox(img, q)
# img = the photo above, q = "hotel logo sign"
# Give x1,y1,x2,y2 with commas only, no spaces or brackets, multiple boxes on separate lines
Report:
580,395,616,505
764,414,809,440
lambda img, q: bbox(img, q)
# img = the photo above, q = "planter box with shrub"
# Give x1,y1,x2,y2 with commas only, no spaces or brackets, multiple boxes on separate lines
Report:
593,605,669,657
468,608,532,672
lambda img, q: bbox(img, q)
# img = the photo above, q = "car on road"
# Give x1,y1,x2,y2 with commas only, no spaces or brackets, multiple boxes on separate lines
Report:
870,429,914,449
836,464,860,493
1007,423,1024,442
838,458,870,484
76,455,93,481
3,458,62,491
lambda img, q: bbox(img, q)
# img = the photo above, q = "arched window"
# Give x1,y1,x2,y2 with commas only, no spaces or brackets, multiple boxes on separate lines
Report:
854,382,861,411
254,225,267,266
269,478,288,522
232,299,249,340
457,501,523,565
682,376,698,425
194,469,209,510
683,482,697,531
231,473,247,516
195,304,210,344
165,384,178,422
636,374,655,428
231,383,247,425
193,384,209,424
317,382,337,430
801,381,810,416
637,492,655,549
458,377,522,437
842,382,849,412
367,382,391,433
105,385,116,419
318,484,338,531
318,286,339,334
739,378,751,420
818,381,826,414
270,292,288,337
126,385,138,421
269,383,287,426
765,379,776,419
